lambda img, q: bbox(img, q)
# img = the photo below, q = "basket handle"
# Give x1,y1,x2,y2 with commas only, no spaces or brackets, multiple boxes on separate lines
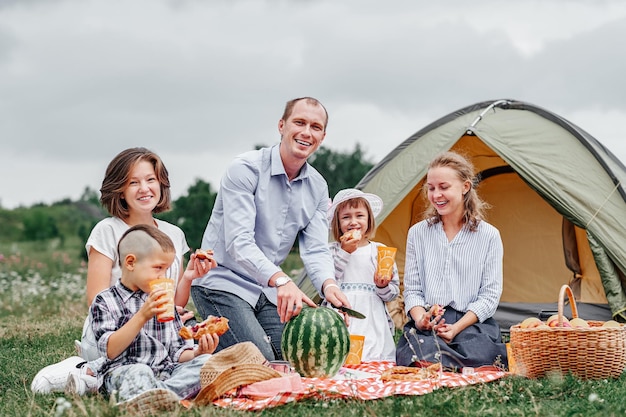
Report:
557,284,578,325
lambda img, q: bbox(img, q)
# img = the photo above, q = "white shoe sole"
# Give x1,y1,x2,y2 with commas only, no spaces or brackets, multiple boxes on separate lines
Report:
116,388,180,416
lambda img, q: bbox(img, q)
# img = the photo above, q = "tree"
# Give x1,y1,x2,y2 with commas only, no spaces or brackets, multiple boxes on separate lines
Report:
308,144,375,198
22,208,60,241
79,186,100,206
158,179,217,250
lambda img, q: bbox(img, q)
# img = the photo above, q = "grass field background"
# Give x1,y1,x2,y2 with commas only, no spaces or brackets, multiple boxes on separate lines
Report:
2,238,626,416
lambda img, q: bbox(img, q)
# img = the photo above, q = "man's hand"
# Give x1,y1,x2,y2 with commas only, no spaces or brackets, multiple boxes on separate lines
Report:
276,281,317,323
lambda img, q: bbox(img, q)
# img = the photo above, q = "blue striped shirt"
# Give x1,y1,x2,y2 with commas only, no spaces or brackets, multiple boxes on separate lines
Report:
192,144,334,307
403,219,503,322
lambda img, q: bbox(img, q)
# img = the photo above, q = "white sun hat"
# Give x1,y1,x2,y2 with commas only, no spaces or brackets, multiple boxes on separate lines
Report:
327,188,383,224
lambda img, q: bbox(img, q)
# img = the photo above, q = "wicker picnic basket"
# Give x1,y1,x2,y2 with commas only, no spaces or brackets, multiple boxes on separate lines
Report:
509,284,626,379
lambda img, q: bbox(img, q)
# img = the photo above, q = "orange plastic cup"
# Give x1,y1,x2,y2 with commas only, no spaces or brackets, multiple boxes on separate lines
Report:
505,342,518,374
149,278,175,322
344,334,365,365
377,246,397,280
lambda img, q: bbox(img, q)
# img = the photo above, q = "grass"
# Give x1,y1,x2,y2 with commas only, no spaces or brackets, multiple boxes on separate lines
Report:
2,240,626,416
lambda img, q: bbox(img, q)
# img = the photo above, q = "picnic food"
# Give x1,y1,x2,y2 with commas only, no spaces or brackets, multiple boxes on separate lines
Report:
431,304,445,317
380,363,442,382
547,315,571,327
281,306,350,378
519,317,543,329
376,246,397,280
195,248,214,260
179,315,230,340
569,317,590,328
340,229,362,242
514,315,623,329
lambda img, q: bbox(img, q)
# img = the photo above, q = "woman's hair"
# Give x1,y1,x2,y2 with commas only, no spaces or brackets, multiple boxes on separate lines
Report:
423,151,488,232
281,97,328,131
100,147,171,219
330,197,376,241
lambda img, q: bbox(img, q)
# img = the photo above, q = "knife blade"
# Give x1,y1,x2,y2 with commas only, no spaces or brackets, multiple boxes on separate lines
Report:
337,306,366,319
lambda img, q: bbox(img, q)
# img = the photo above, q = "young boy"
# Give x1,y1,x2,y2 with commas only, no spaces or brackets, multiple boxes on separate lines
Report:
90,224,219,413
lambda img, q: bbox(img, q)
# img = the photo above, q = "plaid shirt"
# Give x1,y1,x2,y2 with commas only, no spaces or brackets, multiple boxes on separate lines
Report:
91,279,194,382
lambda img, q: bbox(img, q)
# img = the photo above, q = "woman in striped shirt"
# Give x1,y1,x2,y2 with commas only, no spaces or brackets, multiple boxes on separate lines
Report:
396,151,507,370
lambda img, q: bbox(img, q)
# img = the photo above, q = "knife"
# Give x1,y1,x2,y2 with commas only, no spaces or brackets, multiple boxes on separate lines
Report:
336,305,366,319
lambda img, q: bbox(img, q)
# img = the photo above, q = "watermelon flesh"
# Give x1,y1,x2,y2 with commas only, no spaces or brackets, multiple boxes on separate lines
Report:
281,306,350,378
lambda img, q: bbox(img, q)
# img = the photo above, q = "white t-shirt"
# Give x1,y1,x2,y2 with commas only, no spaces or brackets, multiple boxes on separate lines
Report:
85,216,189,288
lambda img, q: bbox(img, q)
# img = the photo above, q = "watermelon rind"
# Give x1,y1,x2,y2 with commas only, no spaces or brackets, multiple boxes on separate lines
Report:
281,306,350,378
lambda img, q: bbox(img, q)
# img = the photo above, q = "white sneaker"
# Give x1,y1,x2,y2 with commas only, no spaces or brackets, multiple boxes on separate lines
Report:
31,356,85,394
116,388,180,416
65,372,97,396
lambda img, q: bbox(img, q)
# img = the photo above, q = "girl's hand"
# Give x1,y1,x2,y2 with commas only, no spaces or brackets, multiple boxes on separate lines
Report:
183,252,217,282
373,272,391,288
339,233,361,254
195,332,219,356
415,305,445,332
436,323,457,343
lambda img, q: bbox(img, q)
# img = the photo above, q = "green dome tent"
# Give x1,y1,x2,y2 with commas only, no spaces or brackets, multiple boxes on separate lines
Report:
298,99,626,330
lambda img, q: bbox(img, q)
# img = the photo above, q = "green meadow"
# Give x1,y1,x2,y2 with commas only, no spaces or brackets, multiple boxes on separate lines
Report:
1,238,626,417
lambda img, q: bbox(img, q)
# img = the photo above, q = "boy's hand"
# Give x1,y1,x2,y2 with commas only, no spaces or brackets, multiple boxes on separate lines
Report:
195,333,219,357
140,288,168,322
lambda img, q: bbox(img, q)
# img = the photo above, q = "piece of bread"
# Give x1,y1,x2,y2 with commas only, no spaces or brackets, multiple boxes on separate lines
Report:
431,304,445,317
381,363,441,382
339,230,362,242
179,315,229,340
195,248,215,260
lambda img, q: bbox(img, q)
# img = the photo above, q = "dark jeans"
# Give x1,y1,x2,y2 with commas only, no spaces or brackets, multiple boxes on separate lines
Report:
190,287,284,361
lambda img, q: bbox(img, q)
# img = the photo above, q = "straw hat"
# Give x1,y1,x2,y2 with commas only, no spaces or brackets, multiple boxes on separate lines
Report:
194,342,282,405
327,188,383,224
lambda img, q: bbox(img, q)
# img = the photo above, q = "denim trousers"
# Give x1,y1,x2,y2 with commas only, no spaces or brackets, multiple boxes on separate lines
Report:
190,287,284,361
396,307,508,370
104,354,211,401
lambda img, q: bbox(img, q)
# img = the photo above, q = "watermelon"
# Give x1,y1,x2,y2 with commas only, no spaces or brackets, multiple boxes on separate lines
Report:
281,306,350,378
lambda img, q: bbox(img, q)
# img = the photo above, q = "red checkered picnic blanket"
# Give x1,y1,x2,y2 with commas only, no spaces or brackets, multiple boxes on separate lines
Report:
211,361,507,411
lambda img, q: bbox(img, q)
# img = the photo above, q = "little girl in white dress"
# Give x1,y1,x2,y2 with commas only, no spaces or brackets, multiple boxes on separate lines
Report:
327,189,400,361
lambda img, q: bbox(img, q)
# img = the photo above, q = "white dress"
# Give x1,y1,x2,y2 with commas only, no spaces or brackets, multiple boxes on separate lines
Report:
340,243,397,361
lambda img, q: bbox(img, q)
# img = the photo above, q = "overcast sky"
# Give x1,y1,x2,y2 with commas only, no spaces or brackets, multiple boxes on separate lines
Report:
1,0,625,209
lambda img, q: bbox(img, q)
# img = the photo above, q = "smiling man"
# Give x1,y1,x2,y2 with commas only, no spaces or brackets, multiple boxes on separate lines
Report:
191,97,350,361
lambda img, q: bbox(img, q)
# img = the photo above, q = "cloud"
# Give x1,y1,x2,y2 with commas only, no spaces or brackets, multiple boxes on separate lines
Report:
1,0,626,208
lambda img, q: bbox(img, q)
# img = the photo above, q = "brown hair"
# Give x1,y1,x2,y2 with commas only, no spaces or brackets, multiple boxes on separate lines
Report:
281,97,328,131
117,224,175,265
423,151,488,232
100,147,171,219
330,197,376,241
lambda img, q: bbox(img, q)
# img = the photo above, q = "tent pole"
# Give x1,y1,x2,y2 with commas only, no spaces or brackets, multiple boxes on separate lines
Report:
466,99,511,134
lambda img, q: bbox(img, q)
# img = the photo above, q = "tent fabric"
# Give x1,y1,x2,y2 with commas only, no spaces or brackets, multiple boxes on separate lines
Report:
297,99,626,327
